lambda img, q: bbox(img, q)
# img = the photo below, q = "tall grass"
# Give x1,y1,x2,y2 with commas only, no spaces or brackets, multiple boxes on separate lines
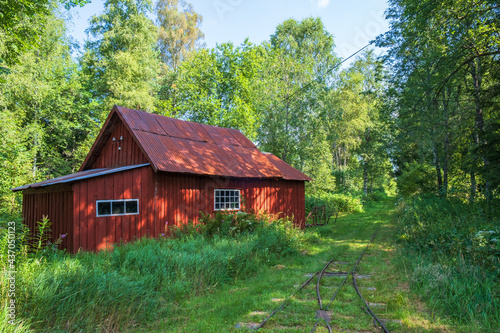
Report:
0,212,302,332
396,195,500,331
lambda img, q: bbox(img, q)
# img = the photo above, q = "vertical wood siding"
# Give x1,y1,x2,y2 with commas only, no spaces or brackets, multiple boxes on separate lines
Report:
91,120,148,169
40,167,306,252
72,165,154,252
155,173,306,233
22,185,73,251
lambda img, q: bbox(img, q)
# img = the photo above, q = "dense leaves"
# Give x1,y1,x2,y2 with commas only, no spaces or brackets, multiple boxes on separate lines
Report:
378,0,500,201
82,0,160,114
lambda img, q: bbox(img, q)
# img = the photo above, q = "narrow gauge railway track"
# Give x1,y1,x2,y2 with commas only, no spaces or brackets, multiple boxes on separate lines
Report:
254,230,389,332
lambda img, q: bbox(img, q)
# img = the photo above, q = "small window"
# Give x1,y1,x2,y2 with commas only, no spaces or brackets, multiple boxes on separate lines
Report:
125,200,138,214
214,189,240,210
97,199,139,217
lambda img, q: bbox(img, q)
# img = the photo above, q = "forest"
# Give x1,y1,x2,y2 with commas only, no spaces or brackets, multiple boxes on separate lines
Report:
0,0,499,332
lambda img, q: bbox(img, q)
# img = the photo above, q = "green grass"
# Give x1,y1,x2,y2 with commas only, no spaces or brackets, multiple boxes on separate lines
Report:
136,200,452,332
0,214,301,332
4,197,495,332
395,195,500,332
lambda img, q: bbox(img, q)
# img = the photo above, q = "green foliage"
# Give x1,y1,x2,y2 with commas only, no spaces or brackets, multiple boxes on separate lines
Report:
257,18,339,167
0,0,89,67
396,195,499,273
396,161,437,197
378,0,500,200
168,40,260,139
82,0,160,114
0,12,92,213
305,192,363,216
396,194,500,328
0,211,302,332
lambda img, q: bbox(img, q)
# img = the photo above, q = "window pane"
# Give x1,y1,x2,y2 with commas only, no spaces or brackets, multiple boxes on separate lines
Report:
125,201,138,214
97,202,111,216
112,201,125,215
214,189,241,210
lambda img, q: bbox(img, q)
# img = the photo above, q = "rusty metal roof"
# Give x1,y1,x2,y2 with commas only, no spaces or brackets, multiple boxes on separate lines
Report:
263,153,313,181
83,105,311,181
12,164,150,192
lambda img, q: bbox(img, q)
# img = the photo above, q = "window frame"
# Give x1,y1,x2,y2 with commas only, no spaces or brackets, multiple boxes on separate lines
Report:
214,189,241,211
96,199,140,217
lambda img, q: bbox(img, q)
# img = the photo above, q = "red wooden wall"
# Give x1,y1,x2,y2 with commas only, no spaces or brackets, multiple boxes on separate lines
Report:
154,173,305,230
23,169,305,252
72,165,154,252
91,120,148,169
70,168,305,252
22,185,73,251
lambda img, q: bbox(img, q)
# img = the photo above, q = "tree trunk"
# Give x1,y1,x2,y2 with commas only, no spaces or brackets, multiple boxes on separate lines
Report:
442,89,451,196
433,143,443,194
363,163,368,197
470,58,491,201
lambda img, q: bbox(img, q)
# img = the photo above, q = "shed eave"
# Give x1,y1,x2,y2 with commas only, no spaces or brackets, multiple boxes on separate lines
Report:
11,163,150,192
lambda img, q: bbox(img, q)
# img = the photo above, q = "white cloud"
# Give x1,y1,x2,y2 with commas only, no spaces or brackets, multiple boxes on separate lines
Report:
316,0,330,8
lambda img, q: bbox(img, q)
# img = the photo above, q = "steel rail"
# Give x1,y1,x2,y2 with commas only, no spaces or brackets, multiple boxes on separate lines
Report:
255,247,341,331
316,255,337,310
254,271,319,330
352,231,390,333
310,231,383,333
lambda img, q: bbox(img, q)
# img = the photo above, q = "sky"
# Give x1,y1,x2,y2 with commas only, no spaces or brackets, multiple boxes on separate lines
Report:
67,0,389,63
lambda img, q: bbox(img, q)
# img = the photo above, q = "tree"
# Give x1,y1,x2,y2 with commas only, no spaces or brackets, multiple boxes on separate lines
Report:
172,40,260,139
81,0,160,117
0,11,91,214
155,0,203,71
255,17,339,192
377,0,500,200
155,0,204,114
332,51,388,194
0,0,89,67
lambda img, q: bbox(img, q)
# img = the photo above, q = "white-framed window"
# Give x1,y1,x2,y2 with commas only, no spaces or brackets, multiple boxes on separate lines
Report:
214,189,240,211
96,199,139,217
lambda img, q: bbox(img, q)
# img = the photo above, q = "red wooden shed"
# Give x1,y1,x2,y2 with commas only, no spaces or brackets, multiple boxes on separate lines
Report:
13,105,312,252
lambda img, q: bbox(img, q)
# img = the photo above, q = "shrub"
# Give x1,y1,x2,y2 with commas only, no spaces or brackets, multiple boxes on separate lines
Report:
396,195,500,330
396,195,500,274
305,192,363,217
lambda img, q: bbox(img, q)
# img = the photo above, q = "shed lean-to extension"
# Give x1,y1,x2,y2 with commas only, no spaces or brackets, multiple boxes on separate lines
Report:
13,105,312,252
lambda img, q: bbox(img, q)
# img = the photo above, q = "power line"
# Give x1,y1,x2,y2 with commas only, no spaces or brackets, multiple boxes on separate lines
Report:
276,0,441,106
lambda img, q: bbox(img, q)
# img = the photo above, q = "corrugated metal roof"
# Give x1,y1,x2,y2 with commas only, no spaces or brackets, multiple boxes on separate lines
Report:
263,153,313,181
81,105,311,181
114,106,311,180
12,164,150,192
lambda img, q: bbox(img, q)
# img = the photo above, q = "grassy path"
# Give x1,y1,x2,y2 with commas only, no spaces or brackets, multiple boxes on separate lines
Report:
138,200,450,332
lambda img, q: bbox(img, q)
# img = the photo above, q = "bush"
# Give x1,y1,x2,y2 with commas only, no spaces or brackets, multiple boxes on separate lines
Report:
396,195,500,274
396,195,500,330
305,192,364,217
172,210,267,239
